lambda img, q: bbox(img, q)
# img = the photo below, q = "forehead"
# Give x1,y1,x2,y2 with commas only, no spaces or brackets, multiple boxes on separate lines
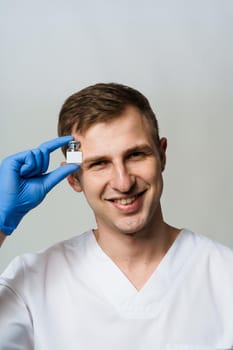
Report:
73,106,155,154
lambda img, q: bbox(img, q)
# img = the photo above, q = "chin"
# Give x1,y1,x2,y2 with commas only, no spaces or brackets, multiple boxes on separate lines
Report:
115,218,148,236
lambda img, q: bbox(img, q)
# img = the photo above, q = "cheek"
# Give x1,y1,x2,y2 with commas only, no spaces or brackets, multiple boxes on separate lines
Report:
144,165,164,192
132,159,161,180
80,172,107,197
151,165,163,184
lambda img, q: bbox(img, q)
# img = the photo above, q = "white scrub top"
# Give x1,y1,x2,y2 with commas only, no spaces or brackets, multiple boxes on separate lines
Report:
0,229,233,349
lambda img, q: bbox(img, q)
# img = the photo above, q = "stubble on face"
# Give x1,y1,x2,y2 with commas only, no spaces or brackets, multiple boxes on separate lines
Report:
71,106,166,240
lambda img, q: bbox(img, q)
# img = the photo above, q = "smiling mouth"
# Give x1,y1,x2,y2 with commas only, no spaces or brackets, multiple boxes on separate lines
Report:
107,190,146,205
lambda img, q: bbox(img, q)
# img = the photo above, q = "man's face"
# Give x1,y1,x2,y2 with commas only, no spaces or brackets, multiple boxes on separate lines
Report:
70,106,167,237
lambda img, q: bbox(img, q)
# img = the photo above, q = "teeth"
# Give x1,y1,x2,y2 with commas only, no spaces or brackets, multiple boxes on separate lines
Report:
115,196,136,205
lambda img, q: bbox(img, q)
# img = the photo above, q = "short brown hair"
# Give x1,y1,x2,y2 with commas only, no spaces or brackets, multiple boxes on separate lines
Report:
58,83,160,153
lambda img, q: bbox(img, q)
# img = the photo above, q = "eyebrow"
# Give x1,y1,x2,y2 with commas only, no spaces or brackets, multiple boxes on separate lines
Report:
82,144,154,167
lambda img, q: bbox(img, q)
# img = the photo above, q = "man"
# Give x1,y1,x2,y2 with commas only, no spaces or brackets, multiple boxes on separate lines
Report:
0,83,233,349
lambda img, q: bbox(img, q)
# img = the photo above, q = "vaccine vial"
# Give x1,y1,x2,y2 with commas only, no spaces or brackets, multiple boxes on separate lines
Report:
66,140,82,164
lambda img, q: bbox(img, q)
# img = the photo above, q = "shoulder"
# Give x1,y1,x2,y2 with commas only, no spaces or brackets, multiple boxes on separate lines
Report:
194,230,233,259
183,228,233,253
0,230,93,284
183,229,233,274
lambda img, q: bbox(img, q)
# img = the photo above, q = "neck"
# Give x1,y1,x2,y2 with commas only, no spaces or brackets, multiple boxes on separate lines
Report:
93,206,180,290
94,221,179,264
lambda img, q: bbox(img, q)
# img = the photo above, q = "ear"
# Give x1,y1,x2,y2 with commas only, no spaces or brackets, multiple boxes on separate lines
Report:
60,161,83,193
67,173,83,192
159,137,167,172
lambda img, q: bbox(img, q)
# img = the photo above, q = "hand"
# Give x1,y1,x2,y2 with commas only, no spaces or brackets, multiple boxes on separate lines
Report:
0,136,79,236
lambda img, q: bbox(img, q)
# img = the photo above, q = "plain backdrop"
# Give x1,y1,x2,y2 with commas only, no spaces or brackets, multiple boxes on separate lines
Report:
1,0,233,272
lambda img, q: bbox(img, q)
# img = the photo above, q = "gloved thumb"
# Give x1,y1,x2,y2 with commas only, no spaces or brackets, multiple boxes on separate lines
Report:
43,163,79,193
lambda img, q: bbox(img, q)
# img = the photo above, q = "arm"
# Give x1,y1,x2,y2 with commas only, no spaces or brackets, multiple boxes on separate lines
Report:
0,230,6,247
0,258,34,349
0,136,79,240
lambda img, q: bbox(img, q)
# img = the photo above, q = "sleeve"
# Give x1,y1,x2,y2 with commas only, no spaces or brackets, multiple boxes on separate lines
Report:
0,258,34,350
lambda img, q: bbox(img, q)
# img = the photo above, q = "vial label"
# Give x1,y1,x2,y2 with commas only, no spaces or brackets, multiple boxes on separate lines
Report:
66,151,82,164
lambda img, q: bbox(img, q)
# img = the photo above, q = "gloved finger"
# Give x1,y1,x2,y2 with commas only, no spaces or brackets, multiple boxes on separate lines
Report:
20,149,45,178
31,148,49,175
42,163,79,193
20,136,73,177
38,136,74,175
1,149,32,170
34,148,48,174
0,136,73,177
39,136,74,154
19,150,38,177
40,148,49,174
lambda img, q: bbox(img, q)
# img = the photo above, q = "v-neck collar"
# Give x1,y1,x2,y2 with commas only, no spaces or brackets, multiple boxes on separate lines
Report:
81,229,202,319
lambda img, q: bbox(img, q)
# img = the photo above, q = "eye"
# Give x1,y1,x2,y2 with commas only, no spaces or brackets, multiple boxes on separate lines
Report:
89,160,107,168
128,151,144,159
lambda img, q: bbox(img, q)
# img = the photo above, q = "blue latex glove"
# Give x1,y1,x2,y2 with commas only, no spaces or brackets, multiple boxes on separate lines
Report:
0,136,79,236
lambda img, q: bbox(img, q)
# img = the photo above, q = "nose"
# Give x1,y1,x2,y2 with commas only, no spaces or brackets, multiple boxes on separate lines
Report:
110,163,136,193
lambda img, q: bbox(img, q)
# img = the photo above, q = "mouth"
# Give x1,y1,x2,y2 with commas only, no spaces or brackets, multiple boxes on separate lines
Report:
107,190,146,206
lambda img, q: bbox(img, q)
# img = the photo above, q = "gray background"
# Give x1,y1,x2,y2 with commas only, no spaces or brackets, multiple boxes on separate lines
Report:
1,0,233,272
